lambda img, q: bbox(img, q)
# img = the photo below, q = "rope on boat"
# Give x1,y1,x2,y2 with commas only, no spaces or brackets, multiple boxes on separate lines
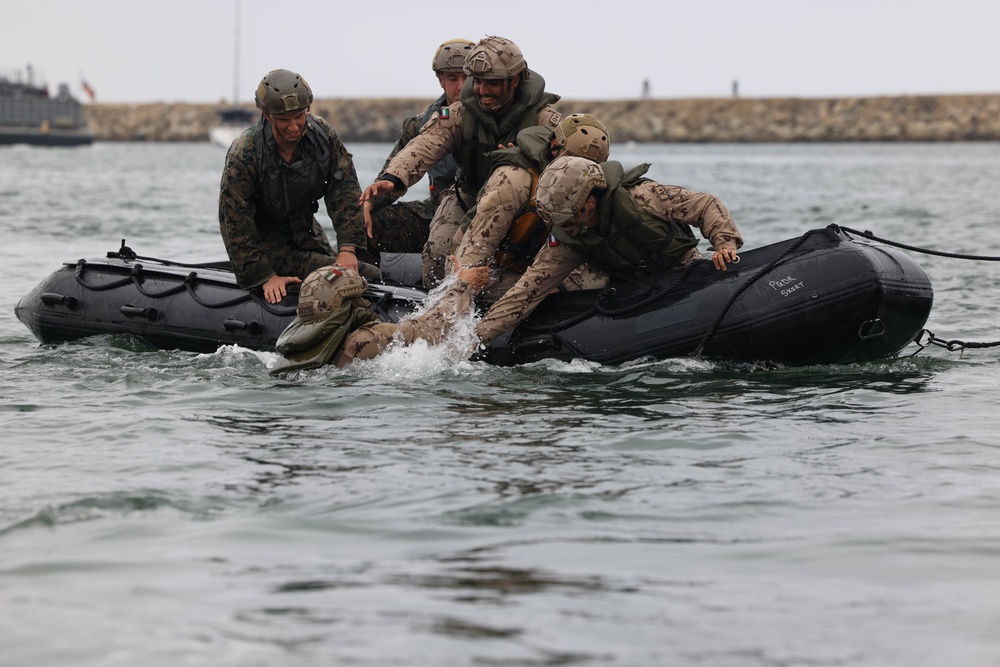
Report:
74,256,297,315
835,226,1000,262
833,226,1000,355
692,228,825,357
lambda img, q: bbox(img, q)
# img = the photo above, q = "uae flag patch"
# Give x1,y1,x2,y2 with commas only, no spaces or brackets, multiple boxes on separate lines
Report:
548,234,560,247
439,108,450,120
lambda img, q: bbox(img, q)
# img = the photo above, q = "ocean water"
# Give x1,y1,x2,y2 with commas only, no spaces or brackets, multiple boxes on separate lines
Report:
2,140,1000,667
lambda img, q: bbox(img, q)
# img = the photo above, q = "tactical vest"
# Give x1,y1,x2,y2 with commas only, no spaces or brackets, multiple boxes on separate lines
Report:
549,162,699,281
483,126,554,272
253,116,331,223
458,70,560,196
420,95,458,196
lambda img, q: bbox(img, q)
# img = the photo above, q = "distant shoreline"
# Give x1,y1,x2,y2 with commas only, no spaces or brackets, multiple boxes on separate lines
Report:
81,93,1000,143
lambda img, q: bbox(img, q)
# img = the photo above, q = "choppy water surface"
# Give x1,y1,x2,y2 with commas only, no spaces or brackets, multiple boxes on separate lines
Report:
3,141,1000,666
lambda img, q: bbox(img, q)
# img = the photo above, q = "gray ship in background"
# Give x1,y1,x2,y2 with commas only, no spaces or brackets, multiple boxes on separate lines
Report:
1,65,93,146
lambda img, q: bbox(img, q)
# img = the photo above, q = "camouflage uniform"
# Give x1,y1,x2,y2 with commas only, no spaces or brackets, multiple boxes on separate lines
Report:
475,179,743,343
333,278,480,365
453,126,607,303
379,71,561,287
366,93,456,257
218,114,367,289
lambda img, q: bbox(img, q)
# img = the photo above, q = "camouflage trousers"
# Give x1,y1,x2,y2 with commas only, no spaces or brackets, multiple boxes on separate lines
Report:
273,248,340,281
421,188,471,289
333,281,477,366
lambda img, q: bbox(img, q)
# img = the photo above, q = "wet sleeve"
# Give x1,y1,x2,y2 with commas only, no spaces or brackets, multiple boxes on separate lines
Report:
475,242,582,343
396,280,477,346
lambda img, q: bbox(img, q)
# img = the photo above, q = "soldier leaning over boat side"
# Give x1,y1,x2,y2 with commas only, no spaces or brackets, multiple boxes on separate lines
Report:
451,113,612,304
359,35,562,289
362,39,475,262
269,258,490,374
218,69,374,304
475,155,744,343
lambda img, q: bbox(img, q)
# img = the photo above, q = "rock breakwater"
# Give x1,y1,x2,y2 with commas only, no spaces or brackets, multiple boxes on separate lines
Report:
82,94,1000,143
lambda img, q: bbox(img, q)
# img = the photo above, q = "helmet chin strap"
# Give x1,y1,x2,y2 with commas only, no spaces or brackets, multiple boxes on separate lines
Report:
485,80,516,113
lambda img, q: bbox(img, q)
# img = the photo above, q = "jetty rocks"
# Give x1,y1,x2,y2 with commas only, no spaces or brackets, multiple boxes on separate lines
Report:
82,94,1000,143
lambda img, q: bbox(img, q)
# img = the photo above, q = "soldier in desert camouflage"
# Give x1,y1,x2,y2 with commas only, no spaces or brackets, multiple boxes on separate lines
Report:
475,155,744,343
270,257,489,374
452,113,612,303
359,36,562,289
219,69,372,304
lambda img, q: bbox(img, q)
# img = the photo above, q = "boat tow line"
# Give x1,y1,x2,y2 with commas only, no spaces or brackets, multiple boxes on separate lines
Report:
833,226,1000,357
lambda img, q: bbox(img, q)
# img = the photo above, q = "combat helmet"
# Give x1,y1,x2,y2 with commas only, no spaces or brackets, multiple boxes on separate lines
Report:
553,114,611,163
534,155,608,228
463,36,528,80
270,265,371,374
255,69,313,114
433,39,475,74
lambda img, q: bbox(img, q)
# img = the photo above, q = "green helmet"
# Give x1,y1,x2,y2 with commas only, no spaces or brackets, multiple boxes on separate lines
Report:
535,155,607,228
433,39,475,74
463,36,527,80
255,69,313,114
553,113,611,163
270,265,369,373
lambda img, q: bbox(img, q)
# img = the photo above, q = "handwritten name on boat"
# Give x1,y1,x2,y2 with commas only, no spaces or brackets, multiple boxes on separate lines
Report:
768,275,805,297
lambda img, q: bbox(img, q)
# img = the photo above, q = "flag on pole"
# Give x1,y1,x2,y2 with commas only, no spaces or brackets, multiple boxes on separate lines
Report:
81,78,96,100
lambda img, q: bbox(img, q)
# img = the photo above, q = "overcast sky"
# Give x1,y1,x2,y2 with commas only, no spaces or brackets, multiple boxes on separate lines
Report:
2,0,998,104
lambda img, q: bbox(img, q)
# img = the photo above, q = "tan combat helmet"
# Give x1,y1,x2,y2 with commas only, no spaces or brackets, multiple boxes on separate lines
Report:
255,69,313,114
433,39,475,74
535,155,608,227
553,114,611,163
270,265,369,373
463,36,528,80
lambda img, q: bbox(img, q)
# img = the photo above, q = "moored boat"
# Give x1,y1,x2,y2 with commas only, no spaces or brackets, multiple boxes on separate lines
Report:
0,67,93,146
14,226,934,367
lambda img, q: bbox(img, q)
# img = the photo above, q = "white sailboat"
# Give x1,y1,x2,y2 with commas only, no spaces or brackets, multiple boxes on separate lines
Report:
209,0,255,148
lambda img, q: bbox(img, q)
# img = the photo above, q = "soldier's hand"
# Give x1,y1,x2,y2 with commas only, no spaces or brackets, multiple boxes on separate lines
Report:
262,275,302,304
359,180,394,206
363,200,374,238
337,249,360,273
450,256,490,291
712,248,740,271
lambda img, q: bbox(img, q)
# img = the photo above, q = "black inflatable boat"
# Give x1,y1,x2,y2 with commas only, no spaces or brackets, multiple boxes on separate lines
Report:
15,226,933,367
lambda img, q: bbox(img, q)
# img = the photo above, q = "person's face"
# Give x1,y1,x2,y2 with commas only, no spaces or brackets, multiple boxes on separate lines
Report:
438,72,467,105
472,76,519,114
266,108,308,144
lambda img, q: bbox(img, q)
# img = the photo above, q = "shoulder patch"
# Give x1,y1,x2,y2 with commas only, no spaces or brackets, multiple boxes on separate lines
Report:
438,107,450,120
548,234,560,247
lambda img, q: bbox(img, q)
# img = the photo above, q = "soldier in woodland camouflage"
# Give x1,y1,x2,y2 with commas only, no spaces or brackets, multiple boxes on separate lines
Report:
219,69,371,304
